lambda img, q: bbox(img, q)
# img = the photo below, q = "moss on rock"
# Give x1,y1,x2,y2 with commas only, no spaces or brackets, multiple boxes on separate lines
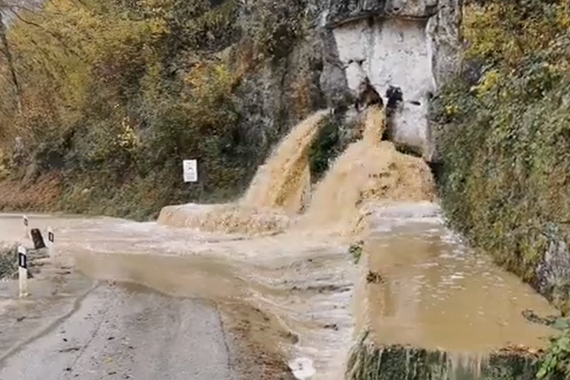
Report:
345,340,565,380
308,113,342,182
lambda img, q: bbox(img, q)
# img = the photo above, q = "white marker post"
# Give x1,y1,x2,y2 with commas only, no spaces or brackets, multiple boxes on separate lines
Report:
17,246,28,298
23,215,29,240
47,227,54,244
182,159,198,183
46,227,55,256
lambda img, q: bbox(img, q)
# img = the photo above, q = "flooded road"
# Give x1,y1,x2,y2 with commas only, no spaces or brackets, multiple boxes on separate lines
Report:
0,109,560,380
0,203,559,380
0,282,234,380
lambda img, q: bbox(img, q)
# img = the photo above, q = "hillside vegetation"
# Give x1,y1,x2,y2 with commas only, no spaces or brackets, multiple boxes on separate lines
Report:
433,0,570,310
0,0,313,219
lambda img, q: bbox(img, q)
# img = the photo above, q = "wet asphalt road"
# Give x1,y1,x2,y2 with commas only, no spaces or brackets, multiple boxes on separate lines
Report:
0,283,235,380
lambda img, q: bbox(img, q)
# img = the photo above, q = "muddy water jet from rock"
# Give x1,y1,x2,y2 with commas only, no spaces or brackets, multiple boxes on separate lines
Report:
296,107,435,237
240,110,329,213
1,105,555,380
157,110,329,235
151,107,438,379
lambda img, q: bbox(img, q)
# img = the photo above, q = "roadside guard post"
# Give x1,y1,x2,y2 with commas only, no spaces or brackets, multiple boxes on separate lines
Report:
23,215,29,240
47,227,54,244
47,227,55,256
18,245,28,298
30,228,46,250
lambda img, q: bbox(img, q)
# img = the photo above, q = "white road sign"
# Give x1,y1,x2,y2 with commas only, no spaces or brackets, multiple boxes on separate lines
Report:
182,159,198,182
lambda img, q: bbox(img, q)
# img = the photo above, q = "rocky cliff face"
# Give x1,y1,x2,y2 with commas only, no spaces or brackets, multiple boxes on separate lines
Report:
232,0,462,163
431,0,570,314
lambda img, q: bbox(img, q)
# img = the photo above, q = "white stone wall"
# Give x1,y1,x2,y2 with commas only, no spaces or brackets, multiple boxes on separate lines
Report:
332,17,437,154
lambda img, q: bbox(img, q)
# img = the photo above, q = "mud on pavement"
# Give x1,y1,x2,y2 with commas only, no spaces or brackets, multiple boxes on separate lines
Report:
220,301,297,380
0,264,296,380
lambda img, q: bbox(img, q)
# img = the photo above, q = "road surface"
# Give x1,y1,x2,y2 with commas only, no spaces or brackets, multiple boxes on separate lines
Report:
0,282,235,380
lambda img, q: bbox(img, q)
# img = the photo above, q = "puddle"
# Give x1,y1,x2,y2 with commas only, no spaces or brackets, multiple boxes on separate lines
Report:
357,222,557,353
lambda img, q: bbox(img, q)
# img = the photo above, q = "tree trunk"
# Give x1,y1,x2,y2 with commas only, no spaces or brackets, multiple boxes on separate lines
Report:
0,10,22,113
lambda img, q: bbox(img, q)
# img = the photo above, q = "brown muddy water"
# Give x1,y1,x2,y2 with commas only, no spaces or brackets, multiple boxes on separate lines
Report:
0,208,558,379
356,214,556,352
0,108,560,379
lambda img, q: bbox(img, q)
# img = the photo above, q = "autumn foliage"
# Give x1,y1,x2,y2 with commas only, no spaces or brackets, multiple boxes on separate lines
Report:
0,0,255,218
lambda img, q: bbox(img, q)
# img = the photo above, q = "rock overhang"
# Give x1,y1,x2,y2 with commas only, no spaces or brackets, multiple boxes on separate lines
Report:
324,0,439,28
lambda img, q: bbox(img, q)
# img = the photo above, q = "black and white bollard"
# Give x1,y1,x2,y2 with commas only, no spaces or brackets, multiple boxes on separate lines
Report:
18,245,28,298
47,227,54,244
46,227,55,256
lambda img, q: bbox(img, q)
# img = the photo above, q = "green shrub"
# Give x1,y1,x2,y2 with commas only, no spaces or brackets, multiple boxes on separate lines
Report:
0,245,17,280
309,114,342,182
247,0,309,61
538,318,570,379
